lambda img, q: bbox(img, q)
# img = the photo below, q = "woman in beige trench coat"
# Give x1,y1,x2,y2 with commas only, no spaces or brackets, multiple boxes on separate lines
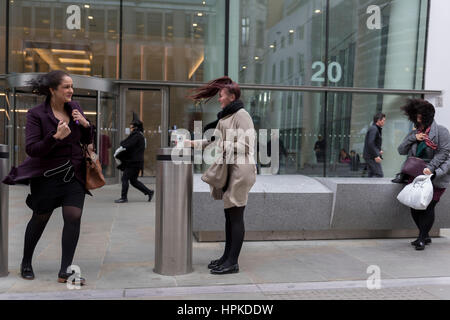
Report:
187,76,256,275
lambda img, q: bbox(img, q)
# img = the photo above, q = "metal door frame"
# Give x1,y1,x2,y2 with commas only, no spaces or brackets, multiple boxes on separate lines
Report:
119,85,169,177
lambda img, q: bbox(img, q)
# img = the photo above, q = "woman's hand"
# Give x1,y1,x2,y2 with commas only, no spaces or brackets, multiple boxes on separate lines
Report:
53,120,71,140
72,109,90,128
423,168,432,175
416,133,426,141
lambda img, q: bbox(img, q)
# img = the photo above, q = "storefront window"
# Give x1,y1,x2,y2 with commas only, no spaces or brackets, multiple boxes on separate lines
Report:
122,0,225,82
9,1,119,78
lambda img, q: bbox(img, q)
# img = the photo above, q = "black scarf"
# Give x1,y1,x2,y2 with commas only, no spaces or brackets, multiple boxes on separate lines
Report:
203,100,244,132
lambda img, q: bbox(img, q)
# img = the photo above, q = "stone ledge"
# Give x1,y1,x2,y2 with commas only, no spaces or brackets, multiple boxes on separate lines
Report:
193,175,450,241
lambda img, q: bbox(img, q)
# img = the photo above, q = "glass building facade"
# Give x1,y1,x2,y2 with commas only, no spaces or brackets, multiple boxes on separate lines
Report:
0,0,435,181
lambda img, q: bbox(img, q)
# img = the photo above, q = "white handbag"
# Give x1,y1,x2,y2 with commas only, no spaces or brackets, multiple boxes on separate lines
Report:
397,174,434,210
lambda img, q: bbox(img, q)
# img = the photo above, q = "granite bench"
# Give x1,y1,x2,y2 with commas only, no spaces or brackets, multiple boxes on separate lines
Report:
193,175,450,241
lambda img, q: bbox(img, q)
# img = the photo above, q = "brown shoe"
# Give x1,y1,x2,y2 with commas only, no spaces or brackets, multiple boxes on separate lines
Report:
57,271,86,285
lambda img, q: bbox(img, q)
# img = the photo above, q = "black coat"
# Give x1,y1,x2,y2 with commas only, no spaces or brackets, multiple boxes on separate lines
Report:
118,130,146,170
363,124,382,160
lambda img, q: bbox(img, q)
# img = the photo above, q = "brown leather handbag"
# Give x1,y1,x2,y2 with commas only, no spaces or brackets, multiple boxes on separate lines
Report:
83,144,106,190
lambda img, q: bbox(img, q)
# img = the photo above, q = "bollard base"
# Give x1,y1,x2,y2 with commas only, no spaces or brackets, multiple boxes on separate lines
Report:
153,267,193,276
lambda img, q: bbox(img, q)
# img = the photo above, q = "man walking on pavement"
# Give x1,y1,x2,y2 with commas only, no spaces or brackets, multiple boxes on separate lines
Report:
363,113,386,178
114,113,154,203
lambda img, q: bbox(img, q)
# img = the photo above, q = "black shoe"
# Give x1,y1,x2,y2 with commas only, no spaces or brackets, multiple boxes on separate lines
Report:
20,263,35,280
392,173,408,184
114,198,128,203
210,264,239,275
208,259,223,270
414,241,426,251
147,190,154,202
57,270,86,285
411,237,432,246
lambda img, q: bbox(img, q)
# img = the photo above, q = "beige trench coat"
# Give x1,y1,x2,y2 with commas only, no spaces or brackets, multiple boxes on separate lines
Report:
196,109,257,209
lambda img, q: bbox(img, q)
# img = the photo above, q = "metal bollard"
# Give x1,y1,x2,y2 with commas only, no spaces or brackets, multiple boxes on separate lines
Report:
154,148,193,275
0,145,9,277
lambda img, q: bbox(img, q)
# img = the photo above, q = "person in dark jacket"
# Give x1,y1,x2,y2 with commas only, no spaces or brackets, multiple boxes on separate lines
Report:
2,70,93,285
114,117,154,203
363,113,386,177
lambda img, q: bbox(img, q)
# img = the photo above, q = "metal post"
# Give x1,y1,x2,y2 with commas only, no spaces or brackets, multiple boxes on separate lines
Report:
0,145,10,277
154,148,193,275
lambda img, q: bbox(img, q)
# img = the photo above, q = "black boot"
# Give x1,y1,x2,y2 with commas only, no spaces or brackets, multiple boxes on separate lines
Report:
392,173,408,184
20,263,35,280
147,190,154,202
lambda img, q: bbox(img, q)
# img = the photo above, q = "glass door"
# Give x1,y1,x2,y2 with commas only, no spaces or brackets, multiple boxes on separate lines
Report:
0,82,9,146
120,86,168,177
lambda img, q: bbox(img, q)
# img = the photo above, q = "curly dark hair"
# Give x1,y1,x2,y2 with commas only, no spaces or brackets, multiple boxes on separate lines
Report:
28,70,71,103
401,99,435,129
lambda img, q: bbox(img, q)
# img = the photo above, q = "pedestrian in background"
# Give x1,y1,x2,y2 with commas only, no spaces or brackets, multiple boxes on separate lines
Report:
2,70,93,285
398,99,450,250
186,76,256,275
115,114,154,203
363,113,386,177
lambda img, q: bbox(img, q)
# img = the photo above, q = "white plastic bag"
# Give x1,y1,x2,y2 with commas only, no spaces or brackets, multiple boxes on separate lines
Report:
397,174,434,210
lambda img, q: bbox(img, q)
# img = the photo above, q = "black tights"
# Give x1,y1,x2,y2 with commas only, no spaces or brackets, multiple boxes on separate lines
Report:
217,206,246,268
22,206,83,273
411,200,437,240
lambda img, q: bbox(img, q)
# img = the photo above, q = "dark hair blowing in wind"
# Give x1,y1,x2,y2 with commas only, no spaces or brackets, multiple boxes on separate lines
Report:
401,98,435,129
28,70,71,103
189,76,241,102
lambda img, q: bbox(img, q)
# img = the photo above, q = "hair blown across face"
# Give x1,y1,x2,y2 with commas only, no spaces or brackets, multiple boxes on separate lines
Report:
401,99,435,129
189,76,241,102
28,70,71,103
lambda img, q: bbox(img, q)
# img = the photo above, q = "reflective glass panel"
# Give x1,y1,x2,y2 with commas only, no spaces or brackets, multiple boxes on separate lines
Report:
124,89,162,176
9,1,119,78
328,0,428,90
230,0,327,86
122,0,225,82
325,93,420,178
99,92,119,179
0,80,7,145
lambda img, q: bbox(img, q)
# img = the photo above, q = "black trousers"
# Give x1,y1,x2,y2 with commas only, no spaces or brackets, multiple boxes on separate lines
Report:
411,200,437,240
121,167,152,199
364,158,384,177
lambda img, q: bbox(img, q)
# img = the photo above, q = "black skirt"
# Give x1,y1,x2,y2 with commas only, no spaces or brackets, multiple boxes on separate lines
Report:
26,161,86,214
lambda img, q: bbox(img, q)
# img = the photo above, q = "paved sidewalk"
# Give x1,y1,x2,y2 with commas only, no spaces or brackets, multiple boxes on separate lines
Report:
2,185,450,300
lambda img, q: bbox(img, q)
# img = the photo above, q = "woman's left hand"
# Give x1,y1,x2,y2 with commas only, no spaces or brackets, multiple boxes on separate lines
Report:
423,168,432,175
72,109,90,128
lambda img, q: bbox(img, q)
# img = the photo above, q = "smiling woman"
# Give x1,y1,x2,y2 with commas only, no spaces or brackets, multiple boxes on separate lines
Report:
2,70,94,286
